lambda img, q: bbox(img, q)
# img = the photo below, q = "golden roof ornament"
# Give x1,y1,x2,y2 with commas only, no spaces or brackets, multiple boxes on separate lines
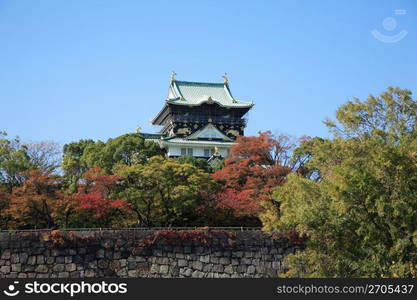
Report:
214,146,220,156
222,73,228,84
170,71,177,82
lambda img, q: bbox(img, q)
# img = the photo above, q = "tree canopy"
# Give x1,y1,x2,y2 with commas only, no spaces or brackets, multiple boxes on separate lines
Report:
62,133,165,190
212,131,302,220
115,156,217,227
262,87,417,277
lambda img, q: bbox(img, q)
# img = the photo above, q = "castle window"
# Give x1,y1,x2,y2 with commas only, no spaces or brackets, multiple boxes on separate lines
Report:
181,148,193,156
204,148,215,157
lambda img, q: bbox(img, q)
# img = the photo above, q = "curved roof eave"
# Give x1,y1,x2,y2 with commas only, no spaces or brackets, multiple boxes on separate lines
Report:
166,98,254,108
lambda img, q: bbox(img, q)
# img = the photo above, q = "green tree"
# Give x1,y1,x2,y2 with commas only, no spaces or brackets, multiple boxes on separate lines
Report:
175,155,213,173
62,139,96,180
262,87,417,277
0,132,34,192
115,156,217,226
62,133,165,190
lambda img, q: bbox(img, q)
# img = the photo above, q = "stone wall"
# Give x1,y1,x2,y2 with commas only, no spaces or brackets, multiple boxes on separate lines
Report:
0,229,302,278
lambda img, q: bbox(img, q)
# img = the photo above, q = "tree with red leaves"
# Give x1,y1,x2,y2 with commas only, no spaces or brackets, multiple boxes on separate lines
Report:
75,167,128,227
212,131,305,222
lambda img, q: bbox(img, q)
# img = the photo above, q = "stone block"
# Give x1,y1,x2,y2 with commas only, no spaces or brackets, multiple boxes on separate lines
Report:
1,250,11,260
178,259,188,267
35,265,48,273
97,249,105,258
210,257,219,264
150,264,159,274
98,259,109,269
19,253,28,264
127,261,137,270
233,251,244,258
78,248,87,255
53,264,65,272
202,264,213,272
219,257,230,265
23,265,34,272
11,264,21,272
247,265,255,274
184,268,192,277
105,250,113,259
212,264,223,273
46,257,55,264
160,265,169,275
192,261,203,271
199,255,210,263
70,271,81,278
11,253,19,264
241,258,252,265
224,265,234,274
36,255,44,264
192,270,204,278
272,261,280,269
120,259,127,268
135,256,146,262
84,270,95,277
58,272,69,278
65,263,77,272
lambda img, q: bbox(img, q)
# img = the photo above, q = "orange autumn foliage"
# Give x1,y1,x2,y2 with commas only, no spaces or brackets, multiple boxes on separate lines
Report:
6,169,73,229
212,131,295,218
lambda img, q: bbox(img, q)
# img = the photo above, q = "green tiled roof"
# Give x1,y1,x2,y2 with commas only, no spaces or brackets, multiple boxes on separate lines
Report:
167,80,253,108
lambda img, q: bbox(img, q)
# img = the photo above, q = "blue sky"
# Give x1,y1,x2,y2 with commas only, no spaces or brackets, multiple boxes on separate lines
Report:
1,0,416,145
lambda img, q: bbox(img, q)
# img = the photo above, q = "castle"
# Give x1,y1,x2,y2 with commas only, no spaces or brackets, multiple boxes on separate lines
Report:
141,73,254,160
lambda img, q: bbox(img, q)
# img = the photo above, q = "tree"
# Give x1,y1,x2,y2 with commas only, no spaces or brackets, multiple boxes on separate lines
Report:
25,141,62,172
75,167,128,228
263,87,417,277
0,185,11,229
115,156,217,226
62,134,165,189
1,133,62,192
212,132,302,221
62,139,95,181
175,155,213,173
0,132,34,192
7,169,64,229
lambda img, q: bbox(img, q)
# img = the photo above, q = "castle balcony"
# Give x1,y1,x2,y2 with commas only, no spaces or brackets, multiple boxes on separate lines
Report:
170,114,247,126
